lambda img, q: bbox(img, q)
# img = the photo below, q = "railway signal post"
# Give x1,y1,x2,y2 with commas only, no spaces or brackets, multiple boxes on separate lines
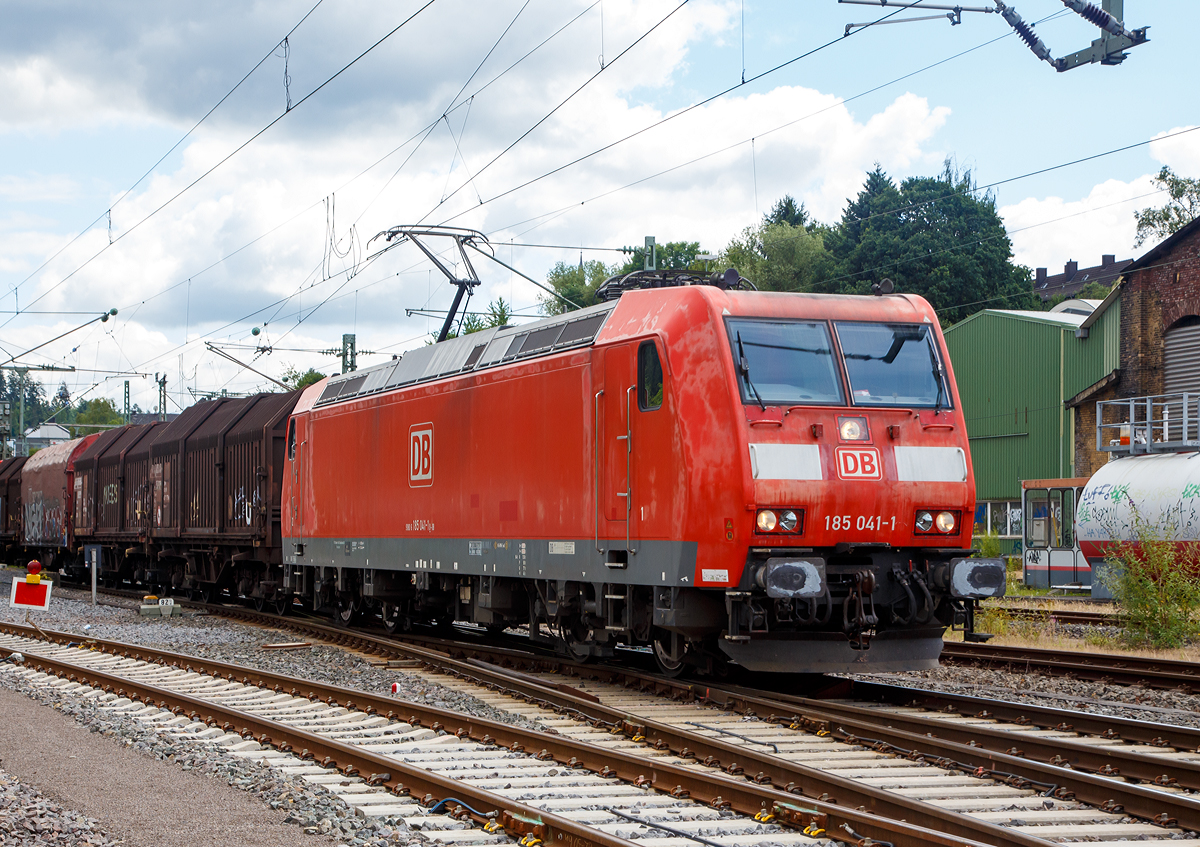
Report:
9,560,52,610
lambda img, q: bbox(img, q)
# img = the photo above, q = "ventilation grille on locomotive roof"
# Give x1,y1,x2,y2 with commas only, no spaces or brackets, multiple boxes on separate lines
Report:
314,303,614,407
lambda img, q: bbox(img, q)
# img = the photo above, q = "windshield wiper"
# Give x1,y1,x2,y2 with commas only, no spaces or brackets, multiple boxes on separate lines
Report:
736,331,767,412
928,343,946,415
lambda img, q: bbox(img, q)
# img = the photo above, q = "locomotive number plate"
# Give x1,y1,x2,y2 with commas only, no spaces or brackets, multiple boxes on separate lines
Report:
824,514,896,532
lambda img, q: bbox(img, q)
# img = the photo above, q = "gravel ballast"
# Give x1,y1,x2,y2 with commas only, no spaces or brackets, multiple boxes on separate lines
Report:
0,680,369,846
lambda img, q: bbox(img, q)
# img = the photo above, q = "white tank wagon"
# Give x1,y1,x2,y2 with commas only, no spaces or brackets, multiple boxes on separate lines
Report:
1077,451,1200,558
1078,393,1200,579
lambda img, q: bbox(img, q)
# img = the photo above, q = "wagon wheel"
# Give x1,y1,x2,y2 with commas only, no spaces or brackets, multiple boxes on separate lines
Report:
253,597,267,614
274,594,293,616
653,629,689,678
333,595,360,626
197,585,214,604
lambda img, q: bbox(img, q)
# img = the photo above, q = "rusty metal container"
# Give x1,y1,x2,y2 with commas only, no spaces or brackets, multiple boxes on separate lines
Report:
22,435,99,550
0,456,28,543
98,424,159,535
71,424,161,538
72,427,127,538
217,392,297,547
142,392,298,545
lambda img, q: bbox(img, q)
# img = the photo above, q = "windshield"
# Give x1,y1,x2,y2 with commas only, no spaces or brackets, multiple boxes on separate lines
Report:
835,321,949,408
725,319,844,406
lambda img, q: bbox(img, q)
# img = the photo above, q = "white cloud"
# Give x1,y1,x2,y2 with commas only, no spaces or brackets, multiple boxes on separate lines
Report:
1001,129,1200,270
1150,125,1200,175
0,0,960,411
1001,177,1156,270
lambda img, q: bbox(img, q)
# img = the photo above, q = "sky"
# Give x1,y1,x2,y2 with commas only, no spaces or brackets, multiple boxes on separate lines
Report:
1,0,1196,414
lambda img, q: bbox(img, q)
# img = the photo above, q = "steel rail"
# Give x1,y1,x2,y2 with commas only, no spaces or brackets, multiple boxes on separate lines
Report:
941,641,1200,690
730,682,1200,794
30,594,1200,831
986,606,1118,627
0,625,1006,847
2,646,629,847
843,679,1200,752
459,655,1200,832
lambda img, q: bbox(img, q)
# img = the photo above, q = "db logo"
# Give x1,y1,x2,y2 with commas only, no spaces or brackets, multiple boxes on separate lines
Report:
409,424,433,487
835,446,882,480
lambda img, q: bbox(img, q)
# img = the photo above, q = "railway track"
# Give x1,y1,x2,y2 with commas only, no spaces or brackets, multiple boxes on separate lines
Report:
0,620,1009,847
985,607,1119,628
5,609,1200,846
941,641,1200,691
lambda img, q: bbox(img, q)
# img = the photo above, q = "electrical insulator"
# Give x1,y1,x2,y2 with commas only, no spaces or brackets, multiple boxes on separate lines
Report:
1061,0,1133,39
999,6,1055,65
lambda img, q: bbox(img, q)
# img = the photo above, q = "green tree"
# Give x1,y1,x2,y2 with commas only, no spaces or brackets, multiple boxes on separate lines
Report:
615,241,703,275
719,221,835,293
826,161,1033,324
281,366,326,390
6,373,50,434
763,195,812,229
71,398,124,437
485,297,513,328
540,259,613,316
1134,166,1200,247
1039,279,1116,311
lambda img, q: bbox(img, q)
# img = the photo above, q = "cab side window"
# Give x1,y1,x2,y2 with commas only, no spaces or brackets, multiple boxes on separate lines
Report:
638,341,664,411
287,419,297,460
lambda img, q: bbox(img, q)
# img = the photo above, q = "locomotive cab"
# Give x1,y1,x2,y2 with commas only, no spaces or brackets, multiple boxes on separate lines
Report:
641,286,1006,672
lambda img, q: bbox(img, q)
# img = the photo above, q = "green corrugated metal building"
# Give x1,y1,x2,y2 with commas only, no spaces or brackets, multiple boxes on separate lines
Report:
943,295,1121,543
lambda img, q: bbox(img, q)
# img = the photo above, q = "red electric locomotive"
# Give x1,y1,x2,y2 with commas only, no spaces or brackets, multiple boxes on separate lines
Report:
282,273,1004,674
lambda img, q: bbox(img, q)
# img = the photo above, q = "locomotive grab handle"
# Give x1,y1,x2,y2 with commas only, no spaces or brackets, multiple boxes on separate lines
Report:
626,385,636,555
594,390,605,554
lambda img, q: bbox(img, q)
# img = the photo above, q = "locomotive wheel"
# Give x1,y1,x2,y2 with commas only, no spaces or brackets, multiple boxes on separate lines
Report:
653,630,688,678
333,596,360,626
274,595,292,616
253,597,267,613
381,602,406,634
562,619,594,663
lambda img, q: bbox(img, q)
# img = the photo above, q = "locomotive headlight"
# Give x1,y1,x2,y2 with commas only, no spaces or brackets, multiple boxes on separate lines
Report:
914,511,934,533
756,510,778,532
778,510,798,532
837,415,870,442
935,511,957,533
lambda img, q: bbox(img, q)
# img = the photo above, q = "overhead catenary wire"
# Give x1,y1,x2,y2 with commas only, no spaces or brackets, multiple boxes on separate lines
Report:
255,0,553,344
11,0,1040,350
104,2,602,336
434,0,929,228
21,4,1171,398
6,0,328,310
421,0,696,223
8,0,441,326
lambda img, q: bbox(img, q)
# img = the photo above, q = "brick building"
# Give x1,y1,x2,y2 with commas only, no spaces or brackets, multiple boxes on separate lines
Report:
1070,216,1200,478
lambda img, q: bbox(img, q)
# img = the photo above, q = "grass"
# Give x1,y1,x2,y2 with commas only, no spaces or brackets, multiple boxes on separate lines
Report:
949,603,1200,663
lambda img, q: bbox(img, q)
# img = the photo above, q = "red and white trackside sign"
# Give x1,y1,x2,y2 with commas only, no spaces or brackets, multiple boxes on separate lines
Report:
409,423,433,488
10,577,52,610
834,446,882,480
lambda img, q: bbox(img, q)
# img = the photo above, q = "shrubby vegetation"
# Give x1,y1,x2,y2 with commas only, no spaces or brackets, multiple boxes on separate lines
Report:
1098,506,1200,649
